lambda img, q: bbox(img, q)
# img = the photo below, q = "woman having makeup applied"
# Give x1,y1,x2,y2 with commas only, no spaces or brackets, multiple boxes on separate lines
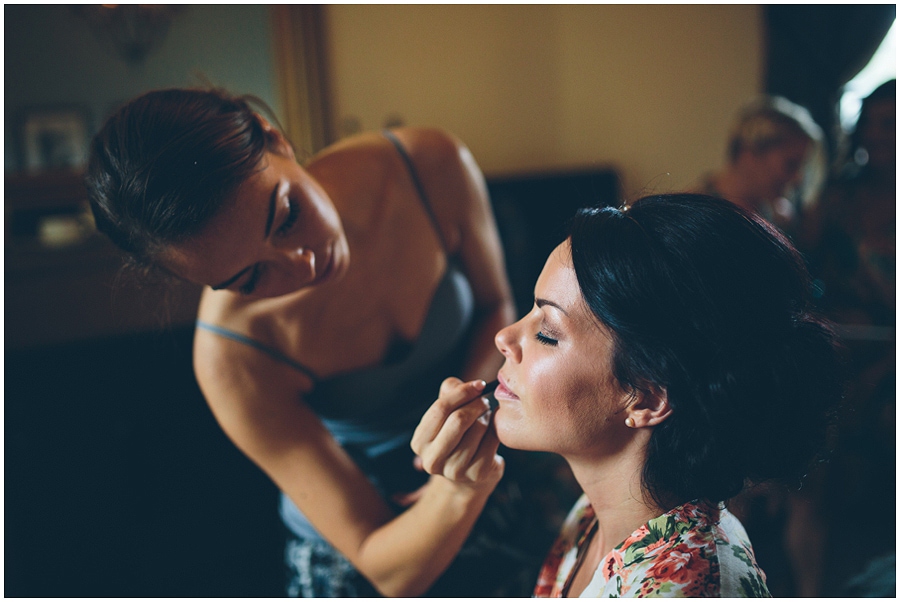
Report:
84,87,534,597
414,194,842,597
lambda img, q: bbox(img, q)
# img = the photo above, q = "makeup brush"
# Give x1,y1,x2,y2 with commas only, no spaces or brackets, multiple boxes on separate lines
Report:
483,379,499,410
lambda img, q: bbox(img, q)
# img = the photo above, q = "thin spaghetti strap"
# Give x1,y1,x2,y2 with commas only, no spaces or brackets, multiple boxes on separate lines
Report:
383,129,448,251
196,320,319,382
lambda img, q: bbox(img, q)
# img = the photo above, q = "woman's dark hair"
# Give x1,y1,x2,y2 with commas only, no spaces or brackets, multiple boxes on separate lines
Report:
85,88,280,269
850,78,896,170
854,78,895,141
569,194,842,506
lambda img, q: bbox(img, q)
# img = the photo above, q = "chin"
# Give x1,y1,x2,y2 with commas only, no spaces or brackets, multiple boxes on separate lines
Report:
494,412,537,452
493,411,514,447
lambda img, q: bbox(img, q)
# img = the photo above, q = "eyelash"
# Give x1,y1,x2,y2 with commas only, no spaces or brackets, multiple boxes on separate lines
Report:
240,201,297,295
240,265,262,295
535,332,558,346
277,201,299,236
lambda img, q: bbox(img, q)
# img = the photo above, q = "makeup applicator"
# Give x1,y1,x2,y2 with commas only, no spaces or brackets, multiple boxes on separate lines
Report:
483,379,499,410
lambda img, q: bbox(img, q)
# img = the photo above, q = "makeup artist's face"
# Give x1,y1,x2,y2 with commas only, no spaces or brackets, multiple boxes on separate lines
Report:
165,150,350,298
493,240,633,459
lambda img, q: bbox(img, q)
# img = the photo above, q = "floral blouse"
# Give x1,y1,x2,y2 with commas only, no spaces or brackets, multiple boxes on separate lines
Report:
533,495,770,598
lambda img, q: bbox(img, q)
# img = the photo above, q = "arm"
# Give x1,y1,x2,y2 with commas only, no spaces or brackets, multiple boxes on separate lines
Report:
391,128,517,382
194,332,500,597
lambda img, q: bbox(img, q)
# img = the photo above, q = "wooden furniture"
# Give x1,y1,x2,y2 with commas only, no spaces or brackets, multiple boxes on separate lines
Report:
5,170,203,349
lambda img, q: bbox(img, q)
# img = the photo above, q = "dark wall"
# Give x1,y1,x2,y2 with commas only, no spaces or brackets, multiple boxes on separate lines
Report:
488,168,621,317
5,327,283,597
6,7,283,589
4,5,278,172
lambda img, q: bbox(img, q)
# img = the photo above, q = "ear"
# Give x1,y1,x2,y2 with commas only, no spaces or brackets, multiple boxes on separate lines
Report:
255,114,296,161
625,387,672,429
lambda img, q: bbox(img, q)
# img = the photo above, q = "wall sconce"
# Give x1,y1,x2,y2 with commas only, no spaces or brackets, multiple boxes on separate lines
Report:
73,5,182,65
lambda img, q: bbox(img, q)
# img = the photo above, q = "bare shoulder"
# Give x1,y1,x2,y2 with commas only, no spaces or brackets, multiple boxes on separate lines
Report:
312,128,468,178
389,127,490,249
386,127,470,171
307,130,396,177
304,131,400,206
194,290,313,406
390,127,484,196
193,315,313,424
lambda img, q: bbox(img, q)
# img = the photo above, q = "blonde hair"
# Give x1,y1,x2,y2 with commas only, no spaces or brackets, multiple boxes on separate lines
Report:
727,96,825,205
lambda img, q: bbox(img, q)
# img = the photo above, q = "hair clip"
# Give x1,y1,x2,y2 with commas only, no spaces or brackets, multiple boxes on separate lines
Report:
619,203,630,213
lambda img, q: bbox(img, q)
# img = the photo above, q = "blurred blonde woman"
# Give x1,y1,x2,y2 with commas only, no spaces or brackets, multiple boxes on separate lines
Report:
699,96,824,237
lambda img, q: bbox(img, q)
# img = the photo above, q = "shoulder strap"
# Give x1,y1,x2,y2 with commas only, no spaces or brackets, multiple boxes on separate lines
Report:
195,320,319,382
383,129,448,251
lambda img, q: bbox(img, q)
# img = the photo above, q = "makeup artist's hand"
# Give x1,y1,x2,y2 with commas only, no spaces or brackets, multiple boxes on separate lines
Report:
411,377,504,490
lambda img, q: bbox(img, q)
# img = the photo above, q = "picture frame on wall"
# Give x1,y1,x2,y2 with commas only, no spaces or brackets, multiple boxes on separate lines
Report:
18,106,91,172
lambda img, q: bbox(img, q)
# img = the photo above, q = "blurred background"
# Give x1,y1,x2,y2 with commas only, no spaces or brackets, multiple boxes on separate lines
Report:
5,4,895,597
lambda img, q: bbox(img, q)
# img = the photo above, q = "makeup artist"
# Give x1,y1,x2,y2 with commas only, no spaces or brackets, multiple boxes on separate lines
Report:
84,87,526,597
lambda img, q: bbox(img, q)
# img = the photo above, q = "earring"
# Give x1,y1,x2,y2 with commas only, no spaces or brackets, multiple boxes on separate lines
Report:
625,417,635,428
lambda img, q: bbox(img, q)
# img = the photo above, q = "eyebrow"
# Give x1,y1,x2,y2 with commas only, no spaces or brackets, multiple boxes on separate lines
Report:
536,298,569,315
210,183,280,291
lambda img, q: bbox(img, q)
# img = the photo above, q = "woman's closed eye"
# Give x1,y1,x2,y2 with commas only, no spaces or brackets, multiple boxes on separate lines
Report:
535,331,558,346
277,200,299,236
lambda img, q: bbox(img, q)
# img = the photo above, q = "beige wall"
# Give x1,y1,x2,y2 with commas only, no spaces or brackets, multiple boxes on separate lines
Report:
324,5,762,199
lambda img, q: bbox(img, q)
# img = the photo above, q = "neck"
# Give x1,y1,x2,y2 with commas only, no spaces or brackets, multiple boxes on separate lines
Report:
565,445,665,558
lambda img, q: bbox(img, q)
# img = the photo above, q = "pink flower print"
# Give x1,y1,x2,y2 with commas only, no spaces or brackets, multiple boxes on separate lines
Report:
644,542,711,586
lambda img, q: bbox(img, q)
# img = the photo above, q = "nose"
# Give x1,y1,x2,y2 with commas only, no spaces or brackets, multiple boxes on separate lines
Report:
274,246,315,280
495,319,523,362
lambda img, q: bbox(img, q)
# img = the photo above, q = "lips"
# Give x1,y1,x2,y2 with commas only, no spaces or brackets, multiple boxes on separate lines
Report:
495,373,520,401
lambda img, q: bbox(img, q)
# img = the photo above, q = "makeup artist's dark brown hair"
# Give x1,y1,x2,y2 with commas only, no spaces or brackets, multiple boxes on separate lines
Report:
85,88,281,270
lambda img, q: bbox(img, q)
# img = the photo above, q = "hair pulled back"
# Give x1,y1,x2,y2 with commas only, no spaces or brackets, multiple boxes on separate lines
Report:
727,95,822,163
569,194,842,506
85,88,278,267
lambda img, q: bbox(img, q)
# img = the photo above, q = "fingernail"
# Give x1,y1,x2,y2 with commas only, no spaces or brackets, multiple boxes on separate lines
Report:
474,379,487,390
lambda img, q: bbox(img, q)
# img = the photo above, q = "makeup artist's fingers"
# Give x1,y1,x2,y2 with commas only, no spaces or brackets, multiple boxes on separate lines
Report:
411,377,486,455
415,395,492,475
464,421,505,483
441,407,496,481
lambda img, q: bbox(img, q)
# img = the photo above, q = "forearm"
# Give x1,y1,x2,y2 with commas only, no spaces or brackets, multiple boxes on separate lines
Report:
357,476,494,597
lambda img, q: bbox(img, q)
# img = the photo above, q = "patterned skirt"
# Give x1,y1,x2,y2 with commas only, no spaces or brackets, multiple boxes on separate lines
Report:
283,450,577,597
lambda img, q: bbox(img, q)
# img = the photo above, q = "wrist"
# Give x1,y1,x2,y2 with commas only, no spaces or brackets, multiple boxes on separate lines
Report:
427,470,500,502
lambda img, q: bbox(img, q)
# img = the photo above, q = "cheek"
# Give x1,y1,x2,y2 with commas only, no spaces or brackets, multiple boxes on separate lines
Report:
561,373,622,441
494,356,566,449
307,187,341,232
529,355,577,404
497,355,615,451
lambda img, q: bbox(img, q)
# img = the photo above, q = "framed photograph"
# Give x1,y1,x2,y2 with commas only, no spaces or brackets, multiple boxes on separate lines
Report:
19,107,91,172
